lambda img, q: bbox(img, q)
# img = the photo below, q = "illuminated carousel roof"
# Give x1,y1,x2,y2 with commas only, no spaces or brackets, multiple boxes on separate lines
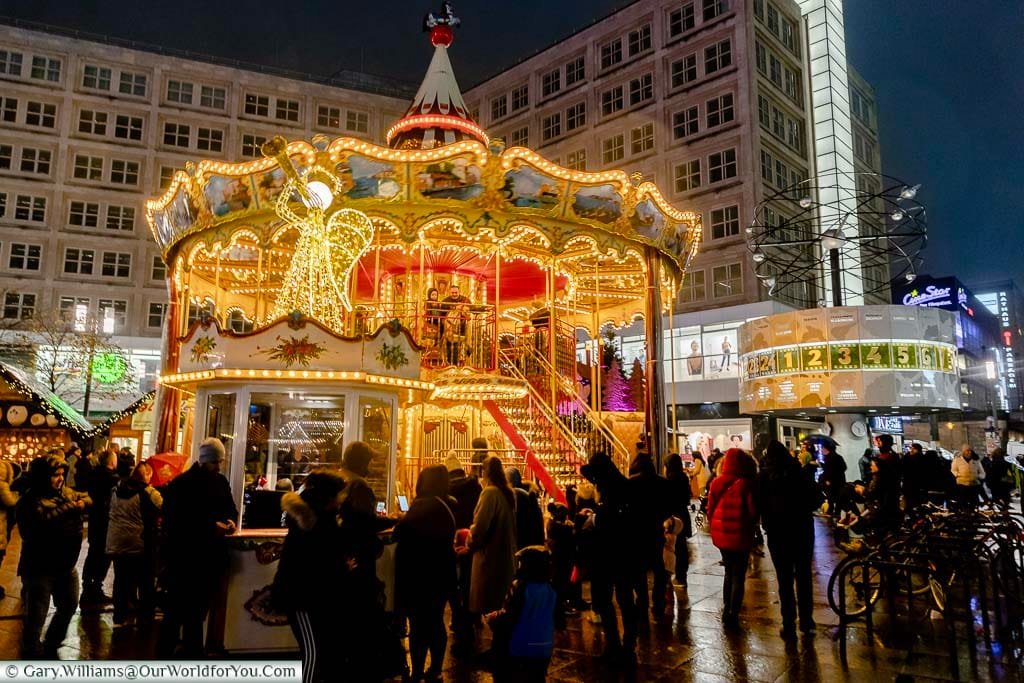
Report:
387,3,486,150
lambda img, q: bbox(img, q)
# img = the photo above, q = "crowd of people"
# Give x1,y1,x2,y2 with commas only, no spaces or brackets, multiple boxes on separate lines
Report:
0,430,1019,681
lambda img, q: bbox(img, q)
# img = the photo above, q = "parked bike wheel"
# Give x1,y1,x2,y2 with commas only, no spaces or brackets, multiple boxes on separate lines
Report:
828,557,883,619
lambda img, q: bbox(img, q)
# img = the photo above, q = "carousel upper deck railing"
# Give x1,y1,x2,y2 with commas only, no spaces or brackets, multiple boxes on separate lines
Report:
354,301,497,371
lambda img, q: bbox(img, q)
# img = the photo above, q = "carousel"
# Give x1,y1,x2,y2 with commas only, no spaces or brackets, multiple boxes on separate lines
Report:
147,5,700,651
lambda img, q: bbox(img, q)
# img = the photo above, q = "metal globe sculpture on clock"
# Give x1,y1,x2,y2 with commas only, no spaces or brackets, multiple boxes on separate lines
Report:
746,172,928,307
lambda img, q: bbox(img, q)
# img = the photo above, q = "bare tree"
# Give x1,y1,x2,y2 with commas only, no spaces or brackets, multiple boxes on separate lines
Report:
11,308,138,416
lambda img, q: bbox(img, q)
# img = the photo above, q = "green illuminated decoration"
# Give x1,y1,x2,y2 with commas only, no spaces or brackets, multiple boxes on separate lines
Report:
92,353,128,385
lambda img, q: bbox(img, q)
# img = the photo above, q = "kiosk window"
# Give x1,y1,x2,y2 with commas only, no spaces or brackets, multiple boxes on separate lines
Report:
241,392,347,528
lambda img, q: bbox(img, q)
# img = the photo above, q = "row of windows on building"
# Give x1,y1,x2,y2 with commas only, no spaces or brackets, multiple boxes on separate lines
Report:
672,147,738,192
0,142,143,185
752,0,801,58
508,87,736,167
756,93,805,155
486,0,733,126
497,36,734,129
853,130,876,166
754,39,803,106
0,241,165,282
678,261,744,303
1,46,379,130
0,191,139,232
0,291,175,334
759,148,808,192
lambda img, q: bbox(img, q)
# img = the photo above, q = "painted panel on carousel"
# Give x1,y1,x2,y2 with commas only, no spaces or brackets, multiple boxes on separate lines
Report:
336,155,403,200
179,321,361,373
502,165,562,210
414,157,483,200
205,175,257,219
571,184,622,224
152,187,197,249
630,198,666,243
362,325,422,380
253,167,288,208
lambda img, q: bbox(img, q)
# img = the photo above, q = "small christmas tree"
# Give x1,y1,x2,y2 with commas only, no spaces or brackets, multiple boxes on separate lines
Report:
629,357,646,412
602,357,635,411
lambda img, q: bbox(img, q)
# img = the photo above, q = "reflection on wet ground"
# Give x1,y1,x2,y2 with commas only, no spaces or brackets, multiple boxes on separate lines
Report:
0,518,1019,681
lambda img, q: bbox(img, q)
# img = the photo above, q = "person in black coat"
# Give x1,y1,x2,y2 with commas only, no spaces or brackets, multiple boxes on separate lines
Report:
581,452,638,667
335,476,387,680
156,439,239,658
395,465,457,681
901,443,930,511
508,468,545,549
273,469,348,683
759,441,819,638
819,443,847,520
445,453,482,647
627,453,672,617
663,454,692,586
81,450,119,605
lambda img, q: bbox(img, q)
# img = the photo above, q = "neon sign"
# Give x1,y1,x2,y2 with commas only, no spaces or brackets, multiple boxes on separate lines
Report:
902,285,952,307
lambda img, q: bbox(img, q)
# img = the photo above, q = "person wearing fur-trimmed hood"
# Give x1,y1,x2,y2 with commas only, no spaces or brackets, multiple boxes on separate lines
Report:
16,455,92,658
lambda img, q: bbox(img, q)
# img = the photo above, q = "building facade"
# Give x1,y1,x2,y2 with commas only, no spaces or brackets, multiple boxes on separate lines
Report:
0,21,411,411
974,279,1024,414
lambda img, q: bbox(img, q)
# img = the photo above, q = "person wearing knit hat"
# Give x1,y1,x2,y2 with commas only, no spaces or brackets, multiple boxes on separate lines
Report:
156,437,238,658
445,451,464,474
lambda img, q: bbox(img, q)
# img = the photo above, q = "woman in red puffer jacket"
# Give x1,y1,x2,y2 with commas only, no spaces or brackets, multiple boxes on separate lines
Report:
707,448,759,628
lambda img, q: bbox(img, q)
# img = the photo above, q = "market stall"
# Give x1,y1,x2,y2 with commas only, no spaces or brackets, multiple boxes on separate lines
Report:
0,361,93,468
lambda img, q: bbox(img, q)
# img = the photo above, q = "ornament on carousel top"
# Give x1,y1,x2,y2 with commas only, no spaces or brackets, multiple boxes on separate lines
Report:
389,2,486,150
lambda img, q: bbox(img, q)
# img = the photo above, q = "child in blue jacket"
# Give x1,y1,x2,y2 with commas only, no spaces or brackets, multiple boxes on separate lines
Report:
486,545,557,681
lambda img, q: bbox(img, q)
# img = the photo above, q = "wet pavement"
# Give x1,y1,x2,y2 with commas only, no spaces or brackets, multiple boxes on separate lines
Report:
0,518,1020,681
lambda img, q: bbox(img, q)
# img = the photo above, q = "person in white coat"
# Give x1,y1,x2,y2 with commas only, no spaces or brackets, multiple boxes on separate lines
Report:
951,444,986,510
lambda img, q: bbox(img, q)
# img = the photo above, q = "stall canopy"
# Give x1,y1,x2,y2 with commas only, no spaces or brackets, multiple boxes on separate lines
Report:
0,361,94,436
88,390,157,438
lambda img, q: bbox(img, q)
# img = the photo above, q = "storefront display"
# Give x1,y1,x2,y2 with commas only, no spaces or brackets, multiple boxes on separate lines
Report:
675,419,752,458
665,323,742,382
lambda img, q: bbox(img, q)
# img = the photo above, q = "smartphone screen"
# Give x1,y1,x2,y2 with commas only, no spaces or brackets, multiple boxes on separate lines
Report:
375,501,386,515
397,495,409,512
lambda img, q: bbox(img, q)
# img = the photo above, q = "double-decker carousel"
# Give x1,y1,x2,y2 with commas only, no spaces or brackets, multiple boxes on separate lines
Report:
146,6,700,651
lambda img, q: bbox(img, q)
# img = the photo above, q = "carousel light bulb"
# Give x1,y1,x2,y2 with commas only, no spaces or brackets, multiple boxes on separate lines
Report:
302,181,334,209
891,209,905,221
899,184,920,200
752,251,766,263
905,272,916,283
798,197,813,208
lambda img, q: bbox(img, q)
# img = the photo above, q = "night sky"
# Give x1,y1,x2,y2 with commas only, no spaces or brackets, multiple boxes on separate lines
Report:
5,0,1022,289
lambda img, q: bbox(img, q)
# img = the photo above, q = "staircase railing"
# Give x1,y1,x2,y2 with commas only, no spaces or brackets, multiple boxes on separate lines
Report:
504,343,632,473
495,350,585,486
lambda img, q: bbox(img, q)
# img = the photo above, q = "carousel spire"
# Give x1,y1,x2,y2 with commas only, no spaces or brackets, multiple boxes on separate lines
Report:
387,2,488,149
